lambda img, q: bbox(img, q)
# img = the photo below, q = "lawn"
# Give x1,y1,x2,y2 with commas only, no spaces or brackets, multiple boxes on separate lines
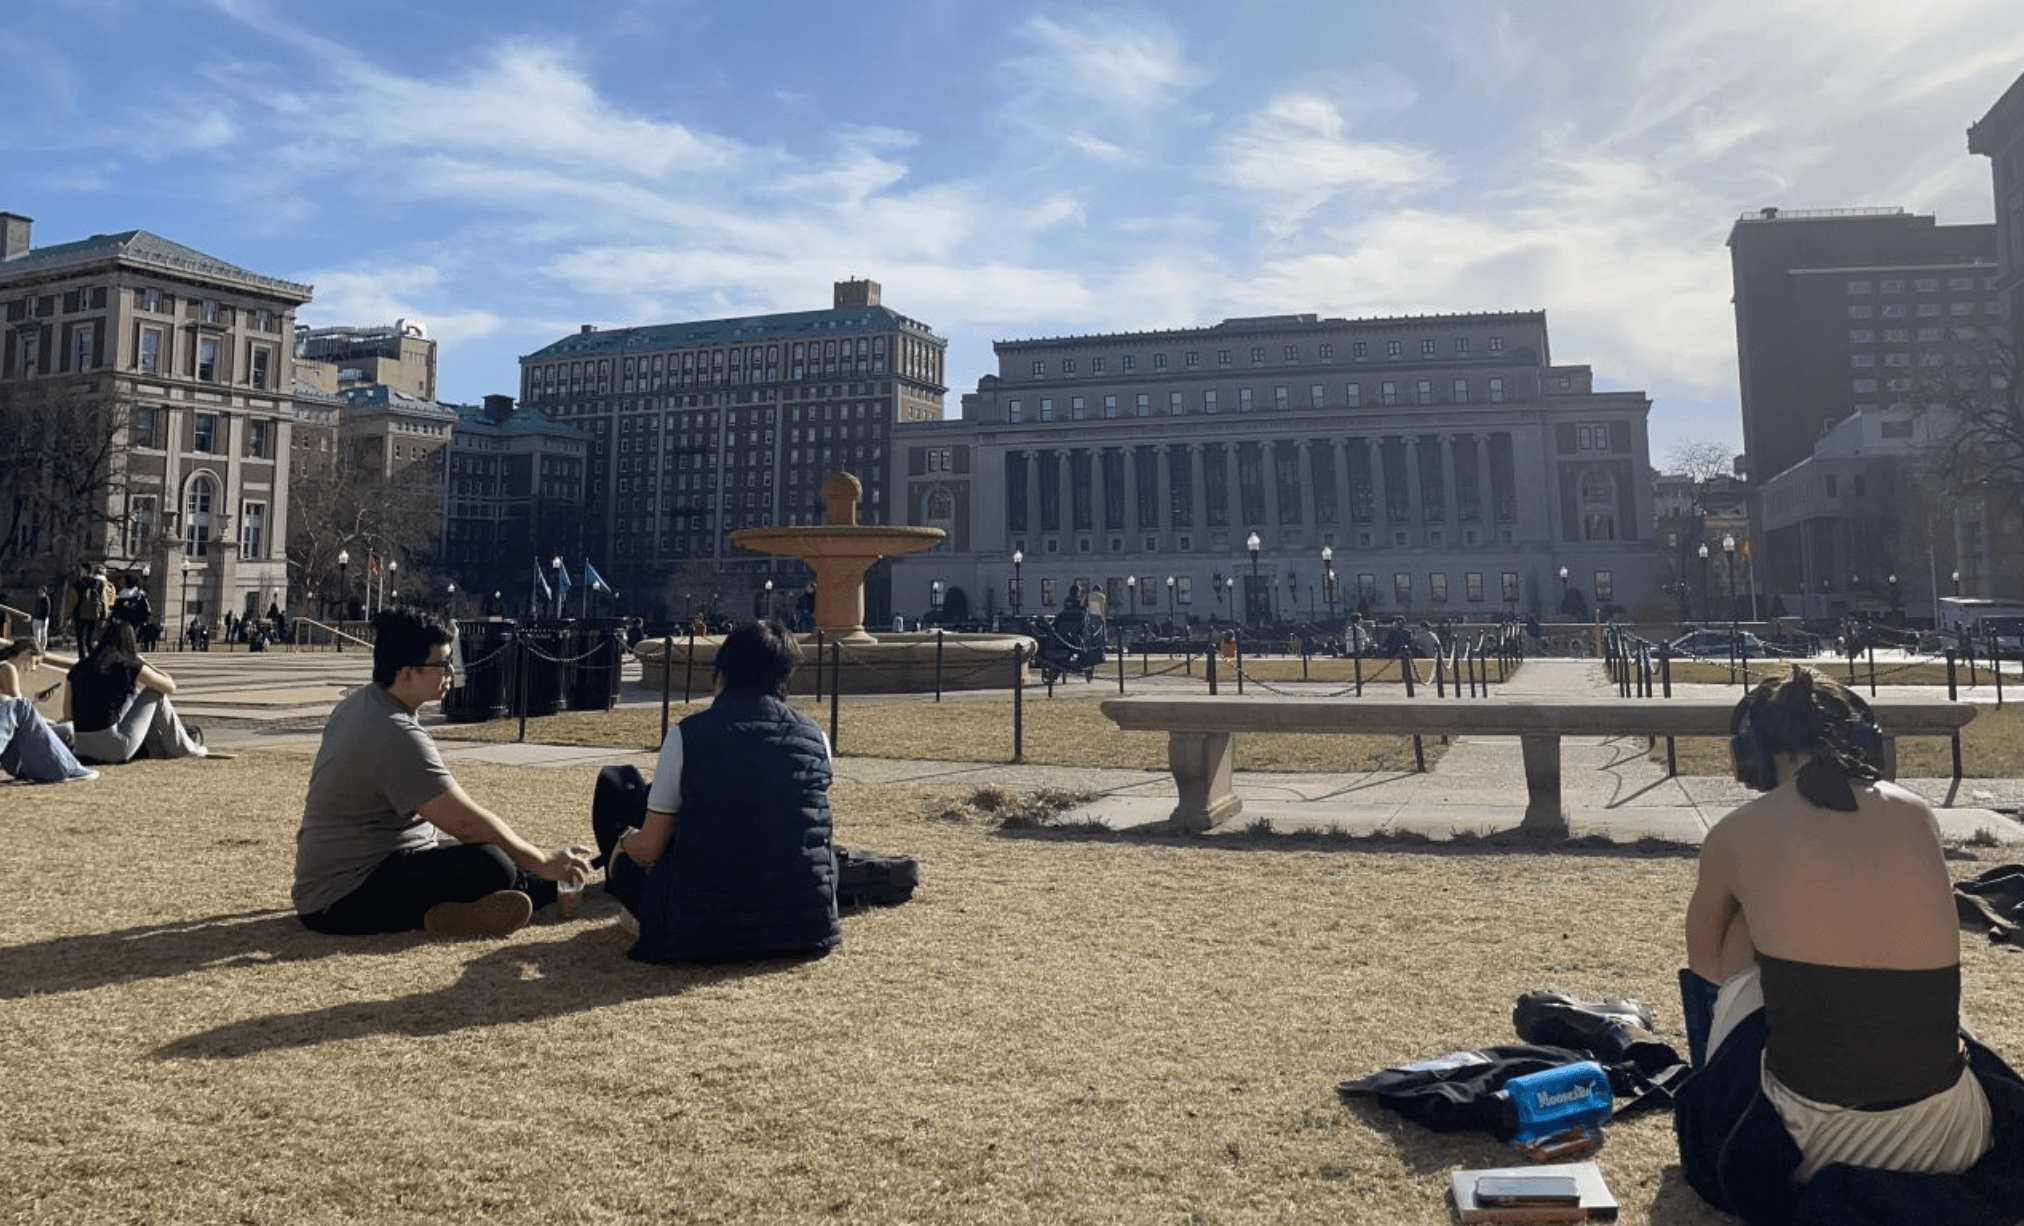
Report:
5,744,2022,1225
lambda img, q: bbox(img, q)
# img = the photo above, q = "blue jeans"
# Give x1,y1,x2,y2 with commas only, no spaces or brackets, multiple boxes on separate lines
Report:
0,697,93,783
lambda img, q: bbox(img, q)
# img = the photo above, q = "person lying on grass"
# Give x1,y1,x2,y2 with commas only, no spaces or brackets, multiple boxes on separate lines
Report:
1675,665,2024,1224
292,608,592,940
0,638,96,784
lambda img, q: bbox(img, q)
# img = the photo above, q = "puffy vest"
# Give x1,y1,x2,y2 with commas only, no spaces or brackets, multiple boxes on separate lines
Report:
631,688,840,964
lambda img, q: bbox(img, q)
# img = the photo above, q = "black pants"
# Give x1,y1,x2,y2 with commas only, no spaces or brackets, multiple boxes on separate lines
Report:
299,843,556,935
591,764,651,917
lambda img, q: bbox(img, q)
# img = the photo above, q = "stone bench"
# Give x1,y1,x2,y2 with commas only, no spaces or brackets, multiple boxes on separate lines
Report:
1098,695,1978,837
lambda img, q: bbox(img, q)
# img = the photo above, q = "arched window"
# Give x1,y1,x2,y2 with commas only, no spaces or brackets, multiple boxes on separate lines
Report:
1578,469,1617,541
926,488,954,523
185,475,217,557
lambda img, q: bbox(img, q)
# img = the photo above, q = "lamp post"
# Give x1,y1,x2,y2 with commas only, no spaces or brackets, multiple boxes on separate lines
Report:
551,555,562,620
928,579,942,622
1246,531,1262,629
1887,573,1902,623
1287,571,1299,626
1697,542,1710,621
387,560,399,612
492,590,501,619
765,578,775,621
1953,569,1963,597
1321,546,1336,625
1165,575,1176,633
1558,565,1570,613
1722,534,1737,638
1011,549,1024,621
446,582,456,622
1127,573,1138,624
336,549,350,625
179,558,192,651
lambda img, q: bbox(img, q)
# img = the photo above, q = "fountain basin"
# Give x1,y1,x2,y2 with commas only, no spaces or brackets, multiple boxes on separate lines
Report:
636,631,1037,695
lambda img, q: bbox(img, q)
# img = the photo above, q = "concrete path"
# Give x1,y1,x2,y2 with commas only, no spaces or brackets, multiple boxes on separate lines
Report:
142,647,2024,847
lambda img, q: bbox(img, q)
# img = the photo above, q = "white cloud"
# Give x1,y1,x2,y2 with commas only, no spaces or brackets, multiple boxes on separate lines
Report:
1008,12,1193,117
296,265,504,351
1212,92,1446,238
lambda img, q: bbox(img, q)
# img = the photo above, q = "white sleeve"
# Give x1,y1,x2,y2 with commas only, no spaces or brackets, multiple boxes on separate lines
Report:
644,726,685,815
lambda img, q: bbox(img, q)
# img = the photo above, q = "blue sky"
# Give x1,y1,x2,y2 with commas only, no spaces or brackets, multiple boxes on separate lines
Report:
8,0,2024,468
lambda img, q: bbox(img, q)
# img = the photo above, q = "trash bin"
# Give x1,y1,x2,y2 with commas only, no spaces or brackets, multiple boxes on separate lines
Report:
567,619,624,711
510,623,570,718
443,618,516,723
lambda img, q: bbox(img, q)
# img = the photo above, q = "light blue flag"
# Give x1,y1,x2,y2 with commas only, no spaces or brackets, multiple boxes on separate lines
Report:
555,561,572,606
584,558,608,593
532,557,552,604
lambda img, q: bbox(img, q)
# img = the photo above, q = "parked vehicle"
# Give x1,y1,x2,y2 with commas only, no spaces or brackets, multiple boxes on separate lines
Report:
1668,629,1774,658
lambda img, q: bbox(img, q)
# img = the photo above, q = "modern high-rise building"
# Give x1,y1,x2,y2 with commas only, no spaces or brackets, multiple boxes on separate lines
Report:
1729,207,2009,609
518,279,947,621
0,211,312,642
889,310,1656,627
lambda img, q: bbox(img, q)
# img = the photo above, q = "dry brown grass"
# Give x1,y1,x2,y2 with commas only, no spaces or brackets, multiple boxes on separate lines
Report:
5,752,2021,1224
437,691,1446,775
1663,658,2024,690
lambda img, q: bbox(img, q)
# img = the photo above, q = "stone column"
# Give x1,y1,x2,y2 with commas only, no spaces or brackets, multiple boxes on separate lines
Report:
1022,449,1041,538
1440,434,1460,528
1262,439,1283,527
1224,443,1242,530
1403,436,1424,532
1297,439,1318,529
1122,445,1140,533
1091,446,1109,534
1058,449,1077,537
1367,438,1389,531
1156,444,1174,534
1334,438,1354,527
1475,434,1494,529
1189,443,1207,531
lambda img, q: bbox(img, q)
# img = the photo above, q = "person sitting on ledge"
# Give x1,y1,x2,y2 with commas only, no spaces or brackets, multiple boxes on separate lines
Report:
1674,665,2024,1224
0,639,96,783
293,608,591,940
599,619,840,964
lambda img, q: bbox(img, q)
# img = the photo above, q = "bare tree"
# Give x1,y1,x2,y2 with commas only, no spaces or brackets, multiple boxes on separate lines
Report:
287,421,445,617
661,557,737,622
0,376,135,582
1918,329,2024,524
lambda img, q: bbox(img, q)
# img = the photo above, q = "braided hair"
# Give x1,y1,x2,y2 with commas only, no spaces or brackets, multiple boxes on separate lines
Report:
1735,665,1882,811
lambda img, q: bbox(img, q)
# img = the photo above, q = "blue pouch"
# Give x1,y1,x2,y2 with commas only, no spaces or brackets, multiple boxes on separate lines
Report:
1499,1060,1612,1156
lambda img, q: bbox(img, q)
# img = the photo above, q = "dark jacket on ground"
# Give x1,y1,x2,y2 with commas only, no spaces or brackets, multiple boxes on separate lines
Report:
1674,1010,2024,1225
631,688,840,964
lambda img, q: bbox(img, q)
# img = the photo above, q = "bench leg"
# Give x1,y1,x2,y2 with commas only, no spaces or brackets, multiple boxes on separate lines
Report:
1167,730,1242,832
1519,734,1570,839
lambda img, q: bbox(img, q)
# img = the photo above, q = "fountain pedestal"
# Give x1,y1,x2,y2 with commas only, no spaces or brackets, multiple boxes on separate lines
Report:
731,471,945,644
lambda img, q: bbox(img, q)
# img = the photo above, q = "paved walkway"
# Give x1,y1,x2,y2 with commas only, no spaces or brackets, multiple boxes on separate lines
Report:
143,647,2024,847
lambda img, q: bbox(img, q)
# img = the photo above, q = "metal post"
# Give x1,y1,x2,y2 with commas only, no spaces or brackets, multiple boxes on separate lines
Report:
515,629,529,746
1012,643,1026,764
684,625,696,704
1115,624,1126,694
660,634,673,742
828,637,841,752
1206,640,1218,696
812,631,824,702
1353,646,1363,697
1661,644,1676,777
934,628,944,703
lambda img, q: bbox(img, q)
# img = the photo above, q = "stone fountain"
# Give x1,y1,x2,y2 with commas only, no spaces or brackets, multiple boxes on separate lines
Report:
638,471,1033,695
731,471,944,644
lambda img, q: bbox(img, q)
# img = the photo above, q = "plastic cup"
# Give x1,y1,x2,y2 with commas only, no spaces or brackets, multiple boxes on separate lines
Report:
556,876,584,920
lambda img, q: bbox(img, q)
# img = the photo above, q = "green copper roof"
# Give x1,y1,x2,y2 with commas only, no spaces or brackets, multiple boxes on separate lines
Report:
453,398,585,440
520,304,941,363
0,228,313,300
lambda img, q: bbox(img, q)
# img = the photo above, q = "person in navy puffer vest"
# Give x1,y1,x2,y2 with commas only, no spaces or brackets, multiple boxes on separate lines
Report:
605,620,840,964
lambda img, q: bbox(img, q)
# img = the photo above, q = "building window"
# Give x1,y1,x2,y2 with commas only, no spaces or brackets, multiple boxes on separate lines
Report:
1488,377,1504,403
1103,394,1118,419
1273,386,1289,410
1421,339,1437,355
1394,572,1412,604
1429,573,1449,603
1380,381,1398,406
132,407,160,449
1039,398,1053,421
1579,469,1617,540
1352,342,1368,359
1203,390,1218,413
1416,379,1433,404
1346,382,1362,408
184,476,215,557
1071,396,1086,420
1319,344,1333,361
1488,335,1505,353
1135,393,1150,417
126,495,157,557
1454,337,1471,355
1030,361,1045,376
1465,572,1484,602
1386,340,1402,358
1008,399,1023,423
1309,384,1325,409
1041,578,1058,607
1061,359,1076,375
193,413,218,453
1250,347,1266,365
198,337,219,382
241,501,266,559
1452,378,1469,403
1847,280,1871,293
1166,391,1183,415
1122,355,1135,371
142,288,164,312
1239,388,1254,412
245,420,268,458
1594,571,1613,602
249,344,272,390
1154,353,1168,369
200,299,221,323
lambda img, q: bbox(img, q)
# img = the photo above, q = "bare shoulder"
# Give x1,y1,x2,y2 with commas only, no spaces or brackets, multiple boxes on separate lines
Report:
1861,779,1945,841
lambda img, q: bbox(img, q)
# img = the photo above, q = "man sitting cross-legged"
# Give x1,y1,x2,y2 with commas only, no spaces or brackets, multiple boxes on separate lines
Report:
293,608,591,939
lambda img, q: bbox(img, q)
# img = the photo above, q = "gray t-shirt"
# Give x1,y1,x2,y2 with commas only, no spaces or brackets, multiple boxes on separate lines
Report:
292,682,456,914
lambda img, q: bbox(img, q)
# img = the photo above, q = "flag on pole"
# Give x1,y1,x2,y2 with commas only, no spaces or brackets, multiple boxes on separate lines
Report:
555,561,572,607
584,559,608,593
532,557,552,604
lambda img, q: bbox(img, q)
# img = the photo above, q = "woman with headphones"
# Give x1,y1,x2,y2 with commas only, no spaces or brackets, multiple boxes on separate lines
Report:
1674,665,2024,1222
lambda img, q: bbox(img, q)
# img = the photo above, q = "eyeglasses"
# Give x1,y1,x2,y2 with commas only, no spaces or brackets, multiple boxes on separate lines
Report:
412,659,457,677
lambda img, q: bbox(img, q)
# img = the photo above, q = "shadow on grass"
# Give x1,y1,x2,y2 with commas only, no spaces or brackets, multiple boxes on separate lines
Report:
985,813,1702,860
0,910,340,1000
152,903,820,1060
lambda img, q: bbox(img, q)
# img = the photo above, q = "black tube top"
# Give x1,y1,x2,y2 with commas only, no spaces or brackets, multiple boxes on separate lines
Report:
1758,952,1965,1110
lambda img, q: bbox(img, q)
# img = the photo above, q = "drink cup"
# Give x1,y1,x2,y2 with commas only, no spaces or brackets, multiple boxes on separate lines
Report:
557,876,584,920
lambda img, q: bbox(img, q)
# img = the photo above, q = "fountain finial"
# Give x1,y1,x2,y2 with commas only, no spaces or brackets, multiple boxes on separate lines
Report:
820,471,863,526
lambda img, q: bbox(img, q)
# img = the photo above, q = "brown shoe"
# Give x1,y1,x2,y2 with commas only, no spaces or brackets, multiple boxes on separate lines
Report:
424,891,533,939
